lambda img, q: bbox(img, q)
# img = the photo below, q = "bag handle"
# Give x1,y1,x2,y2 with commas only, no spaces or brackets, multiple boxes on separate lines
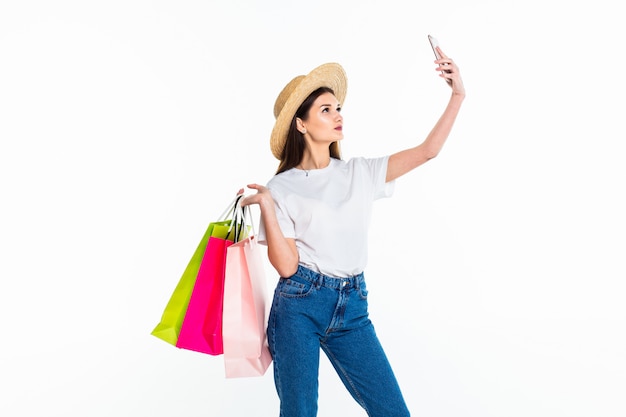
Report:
241,203,257,242
217,195,241,221
225,195,245,242
225,195,257,243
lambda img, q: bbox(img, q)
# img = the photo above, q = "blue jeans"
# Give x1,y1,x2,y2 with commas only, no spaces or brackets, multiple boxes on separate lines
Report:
267,265,410,417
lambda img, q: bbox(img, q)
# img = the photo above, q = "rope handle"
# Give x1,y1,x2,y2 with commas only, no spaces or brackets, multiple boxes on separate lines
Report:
225,195,257,243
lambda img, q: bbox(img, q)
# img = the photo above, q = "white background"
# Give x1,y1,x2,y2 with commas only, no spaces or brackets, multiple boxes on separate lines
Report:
1,1,624,416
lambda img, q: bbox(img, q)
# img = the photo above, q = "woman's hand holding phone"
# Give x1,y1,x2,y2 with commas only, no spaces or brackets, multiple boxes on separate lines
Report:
427,35,465,96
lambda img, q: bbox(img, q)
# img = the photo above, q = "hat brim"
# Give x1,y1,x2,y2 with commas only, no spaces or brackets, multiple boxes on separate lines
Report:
270,63,347,160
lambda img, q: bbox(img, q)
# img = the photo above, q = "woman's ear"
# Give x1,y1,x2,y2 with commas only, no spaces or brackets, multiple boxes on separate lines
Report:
296,118,306,135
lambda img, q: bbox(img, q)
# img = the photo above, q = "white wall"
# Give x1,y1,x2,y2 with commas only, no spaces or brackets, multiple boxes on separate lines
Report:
1,1,624,416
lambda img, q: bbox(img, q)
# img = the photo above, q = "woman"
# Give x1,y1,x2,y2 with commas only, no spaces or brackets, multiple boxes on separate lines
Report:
241,47,465,416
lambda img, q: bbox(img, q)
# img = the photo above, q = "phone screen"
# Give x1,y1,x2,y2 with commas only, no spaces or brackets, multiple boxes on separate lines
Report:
428,35,442,60
428,35,451,73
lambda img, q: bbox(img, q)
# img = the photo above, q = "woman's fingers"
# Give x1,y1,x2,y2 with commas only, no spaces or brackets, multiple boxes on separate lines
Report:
433,47,464,94
239,184,270,207
248,183,269,193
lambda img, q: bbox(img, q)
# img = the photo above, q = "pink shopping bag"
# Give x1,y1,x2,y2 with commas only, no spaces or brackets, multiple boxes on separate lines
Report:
175,234,232,355
222,235,272,378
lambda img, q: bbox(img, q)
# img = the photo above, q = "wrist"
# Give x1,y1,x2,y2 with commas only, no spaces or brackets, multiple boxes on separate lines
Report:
259,195,276,213
452,90,466,99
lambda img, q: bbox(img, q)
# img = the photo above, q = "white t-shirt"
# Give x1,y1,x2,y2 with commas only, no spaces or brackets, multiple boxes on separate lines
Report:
258,156,395,277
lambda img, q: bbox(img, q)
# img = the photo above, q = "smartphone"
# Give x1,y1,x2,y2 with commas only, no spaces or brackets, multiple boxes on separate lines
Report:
428,34,451,73
428,34,442,60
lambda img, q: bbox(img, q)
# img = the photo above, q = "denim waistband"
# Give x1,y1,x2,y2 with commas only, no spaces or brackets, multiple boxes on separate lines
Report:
294,264,364,290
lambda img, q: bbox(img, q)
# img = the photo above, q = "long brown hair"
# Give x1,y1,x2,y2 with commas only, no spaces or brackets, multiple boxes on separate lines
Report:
276,87,342,175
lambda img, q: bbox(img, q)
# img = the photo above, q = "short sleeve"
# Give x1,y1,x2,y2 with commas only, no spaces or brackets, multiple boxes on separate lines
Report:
361,156,395,200
256,183,296,246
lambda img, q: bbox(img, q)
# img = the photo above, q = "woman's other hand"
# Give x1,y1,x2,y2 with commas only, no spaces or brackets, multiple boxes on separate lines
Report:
240,184,274,210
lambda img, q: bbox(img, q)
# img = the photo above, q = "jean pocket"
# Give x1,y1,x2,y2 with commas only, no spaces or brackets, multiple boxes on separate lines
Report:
358,281,369,300
278,276,315,298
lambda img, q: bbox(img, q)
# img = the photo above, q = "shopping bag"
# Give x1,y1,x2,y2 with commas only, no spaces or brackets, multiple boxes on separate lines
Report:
222,206,272,378
150,220,230,346
176,219,248,355
175,229,232,354
151,197,242,347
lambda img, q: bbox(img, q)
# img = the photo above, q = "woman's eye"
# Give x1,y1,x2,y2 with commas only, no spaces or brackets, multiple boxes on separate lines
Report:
336,106,342,113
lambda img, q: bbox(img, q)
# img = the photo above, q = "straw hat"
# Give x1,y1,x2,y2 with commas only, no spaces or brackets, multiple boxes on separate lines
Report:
270,63,347,160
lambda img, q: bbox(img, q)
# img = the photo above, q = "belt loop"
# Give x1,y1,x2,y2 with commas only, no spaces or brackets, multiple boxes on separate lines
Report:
315,273,323,290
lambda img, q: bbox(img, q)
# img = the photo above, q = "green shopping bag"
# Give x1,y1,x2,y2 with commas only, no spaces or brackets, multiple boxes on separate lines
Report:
151,197,244,346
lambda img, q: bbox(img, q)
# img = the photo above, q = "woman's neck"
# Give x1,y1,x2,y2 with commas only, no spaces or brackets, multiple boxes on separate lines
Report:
298,153,331,171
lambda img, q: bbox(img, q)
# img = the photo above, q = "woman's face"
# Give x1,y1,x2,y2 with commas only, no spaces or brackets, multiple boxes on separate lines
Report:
299,92,343,144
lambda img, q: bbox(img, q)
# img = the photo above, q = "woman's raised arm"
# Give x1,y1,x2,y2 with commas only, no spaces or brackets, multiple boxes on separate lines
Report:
386,47,465,182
